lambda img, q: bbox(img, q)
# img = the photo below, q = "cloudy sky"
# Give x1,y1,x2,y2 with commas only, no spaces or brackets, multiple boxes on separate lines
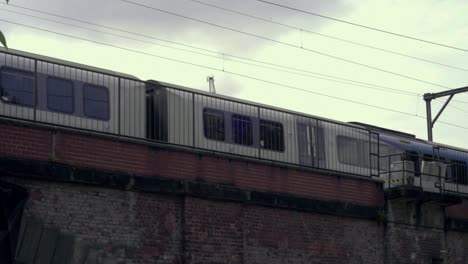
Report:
1,0,468,148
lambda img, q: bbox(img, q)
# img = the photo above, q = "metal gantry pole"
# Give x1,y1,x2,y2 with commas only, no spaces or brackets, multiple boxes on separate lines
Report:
425,98,433,142
424,86,468,142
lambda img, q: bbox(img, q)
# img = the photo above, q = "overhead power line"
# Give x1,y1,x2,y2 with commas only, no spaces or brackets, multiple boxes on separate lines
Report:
254,0,468,53
119,0,452,90
0,4,424,97
3,8,468,115
0,9,413,99
4,3,468,111
1,18,467,131
187,0,468,72
6,1,468,105
5,3,468,113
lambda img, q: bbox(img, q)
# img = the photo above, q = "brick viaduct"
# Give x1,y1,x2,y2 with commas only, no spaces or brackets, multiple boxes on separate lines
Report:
1,118,468,264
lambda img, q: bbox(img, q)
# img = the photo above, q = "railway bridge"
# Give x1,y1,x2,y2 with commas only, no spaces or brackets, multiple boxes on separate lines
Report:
0,117,467,264
0,48,468,263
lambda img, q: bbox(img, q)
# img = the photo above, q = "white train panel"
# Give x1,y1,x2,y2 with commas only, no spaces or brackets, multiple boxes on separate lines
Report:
0,50,145,139
166,88,193,146
120,79,146,138
319,121,372,176
0,53,35,121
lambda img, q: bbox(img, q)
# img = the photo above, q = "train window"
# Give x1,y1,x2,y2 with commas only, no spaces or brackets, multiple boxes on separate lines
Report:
260,120,284,151
47,77,74,114
232,114,253,146
0,67,34,107
83,84,110,120
203,108,225,141
337,136,371,168
447,160,467,185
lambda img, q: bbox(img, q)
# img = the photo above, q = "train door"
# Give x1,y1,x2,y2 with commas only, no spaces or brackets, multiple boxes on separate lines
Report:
145,84,168,141
297,121,324,167
297,122,313,166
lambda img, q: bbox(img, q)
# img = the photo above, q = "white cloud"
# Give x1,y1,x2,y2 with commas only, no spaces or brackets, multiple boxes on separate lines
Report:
1,0,468,148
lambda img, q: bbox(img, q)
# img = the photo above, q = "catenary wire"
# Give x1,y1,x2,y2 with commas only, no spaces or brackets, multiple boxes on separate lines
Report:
0,4,426,97
254,0,468,53
184,1,468,111
5,1,468,106
187,0,468,72
119,0,453,90
3,7,468,115
0,7,412,96
1,18,467,130
0,3,419,94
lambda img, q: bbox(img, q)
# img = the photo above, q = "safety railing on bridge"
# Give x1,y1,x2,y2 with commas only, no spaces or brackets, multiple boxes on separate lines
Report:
0,49,380,178
380,151,468,196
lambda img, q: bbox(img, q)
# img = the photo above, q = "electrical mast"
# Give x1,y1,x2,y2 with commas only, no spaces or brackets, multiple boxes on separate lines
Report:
424,86,468,141
207,76,216,93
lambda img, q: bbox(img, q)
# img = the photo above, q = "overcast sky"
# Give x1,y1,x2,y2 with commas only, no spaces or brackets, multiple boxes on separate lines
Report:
1,0,468,148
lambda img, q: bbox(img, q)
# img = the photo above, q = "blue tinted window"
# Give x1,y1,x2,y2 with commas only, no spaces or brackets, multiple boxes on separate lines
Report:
0,67,34,107
260,120,284,152
203,108,225,141
83,84,109,120
232,114,252,146
47,77,74,113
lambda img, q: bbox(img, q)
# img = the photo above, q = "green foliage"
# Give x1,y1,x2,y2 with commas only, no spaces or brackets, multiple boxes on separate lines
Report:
0,31,7,48
0,0,9,48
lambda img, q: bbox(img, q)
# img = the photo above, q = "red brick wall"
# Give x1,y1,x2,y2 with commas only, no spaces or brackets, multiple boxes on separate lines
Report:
184,197,384,264
8,174,468,264
13,178,181,264
11,178,384,264
0,121,383,207
0,123,53,160
385,225,444,264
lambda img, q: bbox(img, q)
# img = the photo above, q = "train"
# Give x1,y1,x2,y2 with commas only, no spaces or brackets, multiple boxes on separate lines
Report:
1,48,467,196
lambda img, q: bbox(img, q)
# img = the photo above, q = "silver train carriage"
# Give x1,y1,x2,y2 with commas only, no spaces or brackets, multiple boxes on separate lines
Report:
0,49,146,138
1,48,468,196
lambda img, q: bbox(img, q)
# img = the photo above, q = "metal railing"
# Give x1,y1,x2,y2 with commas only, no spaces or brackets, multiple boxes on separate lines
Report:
0,50,381,178
380,152,468,196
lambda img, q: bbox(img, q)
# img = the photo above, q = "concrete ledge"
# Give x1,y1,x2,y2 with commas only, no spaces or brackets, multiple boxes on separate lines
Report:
0,157,381,220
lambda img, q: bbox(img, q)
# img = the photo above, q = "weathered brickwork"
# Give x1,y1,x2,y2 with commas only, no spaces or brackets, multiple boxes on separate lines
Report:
3,120,468,264
6,177,385,264
0,121,383,207
7,176,468,264
184,198,244,263
384,198,468,264
446,231,468,264
11,178,182,264
242,206,383,264
0,123,52,160
384,224,444,264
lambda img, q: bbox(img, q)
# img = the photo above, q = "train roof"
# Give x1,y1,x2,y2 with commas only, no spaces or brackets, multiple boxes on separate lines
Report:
348,122,416,139
0,48,139,80
149,80,468,155
3,48,466,156
147,79,366,130
351,121,468,155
